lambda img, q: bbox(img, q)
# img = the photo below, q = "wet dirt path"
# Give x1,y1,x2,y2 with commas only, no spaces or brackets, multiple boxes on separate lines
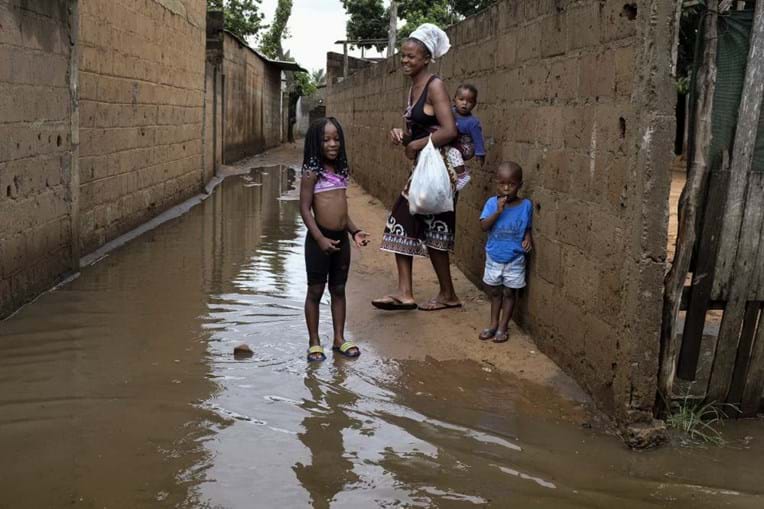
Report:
1,147,763,508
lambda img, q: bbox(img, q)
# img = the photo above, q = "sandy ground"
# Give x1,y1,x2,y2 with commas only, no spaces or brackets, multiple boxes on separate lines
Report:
667,166,685,265
223,143,594,424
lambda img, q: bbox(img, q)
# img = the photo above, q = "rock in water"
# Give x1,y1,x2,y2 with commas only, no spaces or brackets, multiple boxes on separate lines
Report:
233,343,254,358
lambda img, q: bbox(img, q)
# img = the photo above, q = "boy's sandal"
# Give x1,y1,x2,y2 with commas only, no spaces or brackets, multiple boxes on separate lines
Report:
332,341,361,358
307,345,326,362
493,331,509,343
479,328,497,341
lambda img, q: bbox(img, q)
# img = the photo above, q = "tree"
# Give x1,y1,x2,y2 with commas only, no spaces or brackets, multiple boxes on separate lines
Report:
295,71,317,96
257,1,315,142
311,68,326,87
207,0,265,40
341,0,388,49
341,0,497,47
259,0,293,59
396,0,496,38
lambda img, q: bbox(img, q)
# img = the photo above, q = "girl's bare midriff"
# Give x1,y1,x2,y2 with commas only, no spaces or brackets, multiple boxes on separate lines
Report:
313,188,349,231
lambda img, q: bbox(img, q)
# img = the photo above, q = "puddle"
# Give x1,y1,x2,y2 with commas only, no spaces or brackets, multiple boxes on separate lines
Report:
1,166,763,508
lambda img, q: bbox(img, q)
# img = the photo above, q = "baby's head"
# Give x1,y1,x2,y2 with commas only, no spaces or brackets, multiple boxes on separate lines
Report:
495,161,523,199
454,84,478,116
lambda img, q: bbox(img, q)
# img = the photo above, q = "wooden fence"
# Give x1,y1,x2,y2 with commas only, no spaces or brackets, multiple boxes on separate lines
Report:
661,0,764,416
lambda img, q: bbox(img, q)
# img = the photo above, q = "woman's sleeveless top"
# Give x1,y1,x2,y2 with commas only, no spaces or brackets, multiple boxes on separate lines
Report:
405,75,440,141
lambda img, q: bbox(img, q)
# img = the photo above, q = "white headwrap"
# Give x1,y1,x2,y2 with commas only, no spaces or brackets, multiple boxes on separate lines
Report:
409,23,451,61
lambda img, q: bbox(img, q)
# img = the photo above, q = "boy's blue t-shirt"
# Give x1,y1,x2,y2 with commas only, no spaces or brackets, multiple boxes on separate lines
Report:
454,111,486,156
480,197,533,263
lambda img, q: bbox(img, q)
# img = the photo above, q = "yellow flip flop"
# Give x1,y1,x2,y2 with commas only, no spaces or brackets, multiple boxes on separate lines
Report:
332,341,360,358
307,345,326,362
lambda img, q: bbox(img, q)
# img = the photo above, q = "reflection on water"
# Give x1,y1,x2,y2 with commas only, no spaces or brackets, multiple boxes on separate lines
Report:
1,166,763,508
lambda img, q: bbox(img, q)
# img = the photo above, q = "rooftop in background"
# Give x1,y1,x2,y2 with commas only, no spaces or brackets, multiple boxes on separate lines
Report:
224,30,308,73
205,10,308,73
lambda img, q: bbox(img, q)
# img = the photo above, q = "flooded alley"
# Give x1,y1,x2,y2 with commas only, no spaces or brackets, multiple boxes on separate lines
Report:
1,163,763,508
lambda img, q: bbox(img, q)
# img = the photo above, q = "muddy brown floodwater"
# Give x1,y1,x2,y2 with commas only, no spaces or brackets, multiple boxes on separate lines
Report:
1,165,764,509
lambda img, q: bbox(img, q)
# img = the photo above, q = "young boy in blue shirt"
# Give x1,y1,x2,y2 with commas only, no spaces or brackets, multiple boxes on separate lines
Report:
478,162,533,343
452,84,486,191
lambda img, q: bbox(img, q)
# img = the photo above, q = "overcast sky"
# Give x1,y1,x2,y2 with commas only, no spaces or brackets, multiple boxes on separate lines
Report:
255,0,389,73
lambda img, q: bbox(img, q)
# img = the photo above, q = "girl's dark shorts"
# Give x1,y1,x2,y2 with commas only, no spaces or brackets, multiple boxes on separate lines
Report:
305,225,350,287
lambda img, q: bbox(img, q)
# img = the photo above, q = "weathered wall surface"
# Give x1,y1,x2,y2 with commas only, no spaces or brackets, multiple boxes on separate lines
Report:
203,61,222,183
326,0,676,428
77,0,206,253
0,0,76,318
222,32,282,163
326,51,374,86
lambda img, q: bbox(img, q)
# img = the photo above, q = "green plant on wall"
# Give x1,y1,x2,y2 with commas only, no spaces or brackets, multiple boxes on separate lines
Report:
207,0,265,40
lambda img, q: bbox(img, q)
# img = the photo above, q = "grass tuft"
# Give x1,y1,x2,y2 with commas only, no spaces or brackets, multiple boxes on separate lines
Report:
662,389,740,446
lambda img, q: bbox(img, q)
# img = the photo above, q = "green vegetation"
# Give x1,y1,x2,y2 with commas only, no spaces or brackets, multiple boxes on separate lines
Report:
311,69,326,87
396,0,495,38
663,389,739,445
341,0,388,50
341,0,497,48
207,0,265,40
259,0,292,59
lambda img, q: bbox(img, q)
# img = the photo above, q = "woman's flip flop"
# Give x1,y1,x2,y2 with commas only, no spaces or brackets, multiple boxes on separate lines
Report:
493,331,509,343
307,345,326,362
332,341,361,358
479,328,497,341
417,300,463,311
371,296,417,311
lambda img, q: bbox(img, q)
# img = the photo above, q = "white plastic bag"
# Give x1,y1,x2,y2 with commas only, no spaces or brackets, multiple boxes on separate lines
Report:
407,138,454,215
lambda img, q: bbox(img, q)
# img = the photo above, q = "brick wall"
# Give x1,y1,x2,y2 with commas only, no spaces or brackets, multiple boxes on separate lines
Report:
222,32,282,163
326,0,676,427
326,51,374,86
0,0,76,318
77,0,206,253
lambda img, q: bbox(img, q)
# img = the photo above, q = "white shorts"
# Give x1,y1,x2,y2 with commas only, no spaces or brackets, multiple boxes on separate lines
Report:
482,255,526,289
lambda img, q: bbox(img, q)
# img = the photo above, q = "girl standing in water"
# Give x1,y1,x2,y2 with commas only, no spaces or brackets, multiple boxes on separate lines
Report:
300,117,369,362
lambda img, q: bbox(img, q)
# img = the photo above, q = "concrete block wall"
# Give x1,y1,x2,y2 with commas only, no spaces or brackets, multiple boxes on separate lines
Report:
0,0,76,318
222,32,282,163
77,0,206,253
326,0,676,427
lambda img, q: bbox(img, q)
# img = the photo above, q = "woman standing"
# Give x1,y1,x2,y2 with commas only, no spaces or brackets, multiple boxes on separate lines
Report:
372,24,462,312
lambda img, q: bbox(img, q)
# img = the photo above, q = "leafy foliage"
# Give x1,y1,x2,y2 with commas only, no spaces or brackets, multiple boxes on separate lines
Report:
259,0,293,59
662,388,739,446
341,0,497,48
311,68,326,87
341,0,388,49
294,71,317,96
207,0,265,40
